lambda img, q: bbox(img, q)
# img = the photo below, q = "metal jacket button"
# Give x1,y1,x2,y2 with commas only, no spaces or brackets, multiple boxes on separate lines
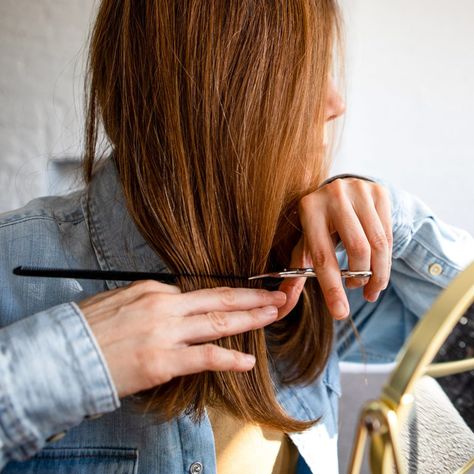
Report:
189,461,203,473
428,263,443,276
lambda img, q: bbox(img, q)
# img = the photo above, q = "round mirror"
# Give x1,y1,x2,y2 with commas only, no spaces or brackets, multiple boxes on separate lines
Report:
349,261,474,474
395,301,474,473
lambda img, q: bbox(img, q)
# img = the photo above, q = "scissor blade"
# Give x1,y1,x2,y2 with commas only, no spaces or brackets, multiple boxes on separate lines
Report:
248,268,372,280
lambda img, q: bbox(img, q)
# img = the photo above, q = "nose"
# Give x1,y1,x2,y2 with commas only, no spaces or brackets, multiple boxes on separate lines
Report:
325,77,345,122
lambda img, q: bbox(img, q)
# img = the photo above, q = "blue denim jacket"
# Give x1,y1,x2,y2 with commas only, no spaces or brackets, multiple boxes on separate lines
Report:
0,159,472,473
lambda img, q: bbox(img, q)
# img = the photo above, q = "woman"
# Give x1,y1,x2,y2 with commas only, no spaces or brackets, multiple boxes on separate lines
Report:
0,1,472,473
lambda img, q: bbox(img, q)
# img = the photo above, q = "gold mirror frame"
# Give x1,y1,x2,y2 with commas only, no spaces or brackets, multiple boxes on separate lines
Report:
348,261,474,474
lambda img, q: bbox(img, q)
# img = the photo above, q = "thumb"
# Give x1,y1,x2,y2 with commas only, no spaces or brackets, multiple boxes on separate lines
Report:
277,236,312,320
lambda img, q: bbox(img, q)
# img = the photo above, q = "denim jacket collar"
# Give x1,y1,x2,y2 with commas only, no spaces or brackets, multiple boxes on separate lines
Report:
81,157,168,290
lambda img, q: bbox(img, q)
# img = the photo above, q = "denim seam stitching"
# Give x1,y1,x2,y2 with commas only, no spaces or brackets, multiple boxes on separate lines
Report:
411,233,466,272
68,302,119,412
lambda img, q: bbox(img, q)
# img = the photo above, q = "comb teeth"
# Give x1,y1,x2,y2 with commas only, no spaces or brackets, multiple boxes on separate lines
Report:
11,266,253,283
13,266,179,283
14,265,63,273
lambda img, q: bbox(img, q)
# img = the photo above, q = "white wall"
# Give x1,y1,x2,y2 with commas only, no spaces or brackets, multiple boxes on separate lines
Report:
0,0,95,211
0,0,473,237
336,0,474,234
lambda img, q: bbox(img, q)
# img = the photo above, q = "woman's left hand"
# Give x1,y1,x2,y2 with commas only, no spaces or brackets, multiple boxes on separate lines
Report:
278,177,393,320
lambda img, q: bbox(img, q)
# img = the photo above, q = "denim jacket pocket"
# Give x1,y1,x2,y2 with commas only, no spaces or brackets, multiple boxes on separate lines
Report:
3,447,138,474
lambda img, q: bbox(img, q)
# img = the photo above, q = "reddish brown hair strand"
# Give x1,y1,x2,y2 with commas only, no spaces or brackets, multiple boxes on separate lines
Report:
85,0,341,432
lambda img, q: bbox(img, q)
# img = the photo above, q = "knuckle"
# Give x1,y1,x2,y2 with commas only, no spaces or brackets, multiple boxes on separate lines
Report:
248,308,260,320
371,274,389,288
311,249,330,268
207,311,229,336
346,238,370,258
298,193,314,210
326,179,346,198
254,288,273,304
354,178,370,190
130,279,180,295
369,232,388,250
372,183,389,199
219,287,237,307
255,288,270,299
115,301,132,317
201,344,220,369
130,279,159,292
248,307,267,324
354,181,372,201
139,292,165,312
230,350,242,369
373,184,392,205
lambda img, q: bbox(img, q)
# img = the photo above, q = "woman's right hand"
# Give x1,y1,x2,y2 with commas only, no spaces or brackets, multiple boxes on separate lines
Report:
78,280,286,398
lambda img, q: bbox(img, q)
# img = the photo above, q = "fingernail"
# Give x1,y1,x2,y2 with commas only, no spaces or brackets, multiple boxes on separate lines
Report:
263,306,278,318
243,354,256,366
346,277,368,289
344,280,358,289
367,292,380,302
333,300,349,318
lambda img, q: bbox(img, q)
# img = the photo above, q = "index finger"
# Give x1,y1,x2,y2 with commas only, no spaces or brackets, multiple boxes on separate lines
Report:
304,218,350,319
169,286,287,316
277,236,309,319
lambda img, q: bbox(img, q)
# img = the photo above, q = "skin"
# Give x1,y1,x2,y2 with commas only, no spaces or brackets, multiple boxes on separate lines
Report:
79,282,287,397
278,78,393,320
79,77,393,398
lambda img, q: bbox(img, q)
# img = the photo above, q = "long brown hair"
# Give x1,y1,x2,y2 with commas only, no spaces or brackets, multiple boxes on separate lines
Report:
84,0,341,432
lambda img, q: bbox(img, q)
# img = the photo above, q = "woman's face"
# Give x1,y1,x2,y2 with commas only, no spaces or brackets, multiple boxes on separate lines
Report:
323,78,345,147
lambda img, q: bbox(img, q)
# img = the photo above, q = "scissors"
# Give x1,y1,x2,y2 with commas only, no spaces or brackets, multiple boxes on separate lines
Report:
249,268,372,280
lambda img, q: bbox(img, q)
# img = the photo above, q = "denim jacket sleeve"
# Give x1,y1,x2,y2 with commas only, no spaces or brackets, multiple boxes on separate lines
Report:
330,174,474,362
0,302,120,468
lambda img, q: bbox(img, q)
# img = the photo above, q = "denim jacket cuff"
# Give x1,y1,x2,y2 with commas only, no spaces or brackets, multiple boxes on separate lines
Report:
0,302,120,463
